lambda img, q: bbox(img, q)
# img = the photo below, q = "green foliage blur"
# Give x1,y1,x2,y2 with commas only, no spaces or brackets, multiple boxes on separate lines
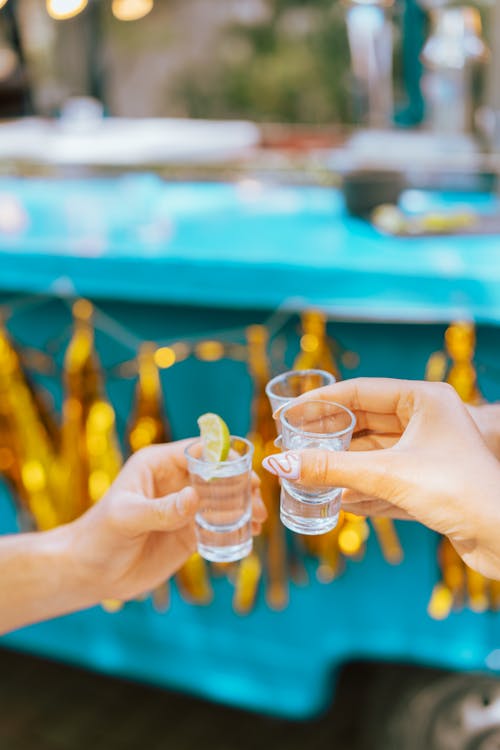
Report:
172,0,351,124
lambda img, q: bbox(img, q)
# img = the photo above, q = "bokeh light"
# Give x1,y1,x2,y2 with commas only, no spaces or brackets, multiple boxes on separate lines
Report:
46,0,88,21
111,0,153,22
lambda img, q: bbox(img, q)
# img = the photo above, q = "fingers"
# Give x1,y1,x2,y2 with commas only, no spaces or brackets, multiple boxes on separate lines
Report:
251,486,267,524
350,432,401,451
119,487,199,535
250,472,263,499
288,377,460,428
341,490,414,520
262,448,400,501
116,440,192,496
290,377,416,415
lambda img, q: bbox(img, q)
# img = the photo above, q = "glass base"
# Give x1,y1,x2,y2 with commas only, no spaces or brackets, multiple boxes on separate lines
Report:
280,509,340,535
280,486,341,536
198,538,253,563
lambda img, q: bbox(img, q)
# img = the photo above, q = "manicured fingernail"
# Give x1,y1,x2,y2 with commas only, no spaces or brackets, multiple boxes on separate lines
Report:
262,452,300,480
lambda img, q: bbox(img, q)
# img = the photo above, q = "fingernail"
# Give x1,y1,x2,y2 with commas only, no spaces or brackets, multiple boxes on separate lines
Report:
262,452,301,480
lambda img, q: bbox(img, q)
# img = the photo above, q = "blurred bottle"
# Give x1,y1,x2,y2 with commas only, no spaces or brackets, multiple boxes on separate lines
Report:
421,5,489,135
343,0,395,127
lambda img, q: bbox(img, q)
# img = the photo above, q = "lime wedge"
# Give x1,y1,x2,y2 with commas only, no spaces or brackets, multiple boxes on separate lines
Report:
197,413,230,462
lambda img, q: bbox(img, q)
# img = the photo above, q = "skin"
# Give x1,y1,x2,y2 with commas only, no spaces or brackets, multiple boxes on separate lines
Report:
262,378,500,580
0,440,266,635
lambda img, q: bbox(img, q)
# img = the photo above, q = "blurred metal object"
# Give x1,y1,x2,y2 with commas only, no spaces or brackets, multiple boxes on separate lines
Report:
343,0,395,127
421,6,489,134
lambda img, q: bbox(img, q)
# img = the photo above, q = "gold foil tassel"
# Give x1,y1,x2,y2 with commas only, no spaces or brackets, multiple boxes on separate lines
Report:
246,325,289,611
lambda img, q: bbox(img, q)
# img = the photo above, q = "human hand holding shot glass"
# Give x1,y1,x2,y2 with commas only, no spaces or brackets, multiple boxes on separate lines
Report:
263,400,356,535
185,414,256,562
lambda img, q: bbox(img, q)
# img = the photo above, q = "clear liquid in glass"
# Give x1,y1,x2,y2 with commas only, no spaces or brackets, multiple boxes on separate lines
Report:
281,436,343,534
191,467,252,563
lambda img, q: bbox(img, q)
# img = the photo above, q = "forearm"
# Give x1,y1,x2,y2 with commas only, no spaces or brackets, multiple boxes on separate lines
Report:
0,526,97,635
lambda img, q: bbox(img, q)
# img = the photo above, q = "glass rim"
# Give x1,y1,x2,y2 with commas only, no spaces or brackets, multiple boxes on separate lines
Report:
265,369,336,401
184,435,254,469
279,399,356,439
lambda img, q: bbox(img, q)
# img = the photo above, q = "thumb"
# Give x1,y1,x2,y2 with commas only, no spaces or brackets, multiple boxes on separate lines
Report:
120,487,199,534
262,449,399,501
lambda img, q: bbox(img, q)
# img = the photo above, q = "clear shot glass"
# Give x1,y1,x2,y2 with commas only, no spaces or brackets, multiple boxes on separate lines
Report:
185,437,254,562
277,399,356,535
265,369,336,433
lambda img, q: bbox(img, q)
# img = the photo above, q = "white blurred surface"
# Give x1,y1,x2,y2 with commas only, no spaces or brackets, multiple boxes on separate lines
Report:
0,116,261,165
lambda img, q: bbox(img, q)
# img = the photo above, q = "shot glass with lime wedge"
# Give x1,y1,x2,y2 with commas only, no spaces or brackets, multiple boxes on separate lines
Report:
185,414,254,563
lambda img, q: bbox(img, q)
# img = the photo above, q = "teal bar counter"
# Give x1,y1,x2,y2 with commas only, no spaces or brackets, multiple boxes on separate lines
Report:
0,175,499,718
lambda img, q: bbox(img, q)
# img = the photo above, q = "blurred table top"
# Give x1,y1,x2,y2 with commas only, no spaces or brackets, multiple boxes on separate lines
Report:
0,174,499,323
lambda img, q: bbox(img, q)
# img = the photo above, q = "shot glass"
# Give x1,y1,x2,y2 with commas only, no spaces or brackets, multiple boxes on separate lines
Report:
185,436,254,562
277,399,356,535
265,369,336,433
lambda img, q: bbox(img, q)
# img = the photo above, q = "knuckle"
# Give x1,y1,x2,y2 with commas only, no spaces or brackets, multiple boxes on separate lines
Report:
429,381,457,402
312,451,334,485
130,445,154,466
153,501,168,524
434,381,456,398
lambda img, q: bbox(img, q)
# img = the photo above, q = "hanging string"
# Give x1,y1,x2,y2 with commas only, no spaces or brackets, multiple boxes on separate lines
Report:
0,293,54,321
1,293,297,377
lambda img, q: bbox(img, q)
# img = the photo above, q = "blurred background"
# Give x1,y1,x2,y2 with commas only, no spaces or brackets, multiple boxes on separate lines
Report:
1,1,500,749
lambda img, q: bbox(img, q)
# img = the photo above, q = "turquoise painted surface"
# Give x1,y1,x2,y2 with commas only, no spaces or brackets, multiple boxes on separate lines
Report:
0,175,499,321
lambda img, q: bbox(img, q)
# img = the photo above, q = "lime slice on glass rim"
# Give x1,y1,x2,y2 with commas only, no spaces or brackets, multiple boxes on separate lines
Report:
197,413,230,462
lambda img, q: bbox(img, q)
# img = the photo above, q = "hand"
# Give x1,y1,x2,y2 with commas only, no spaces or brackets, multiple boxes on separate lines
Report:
467,403,500,461
67,440,266,603
263,378,500,579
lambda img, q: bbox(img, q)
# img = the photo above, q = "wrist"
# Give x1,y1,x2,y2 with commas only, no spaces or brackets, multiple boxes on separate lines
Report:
461,459,500,579
0,523,103,635
38,524,103,612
